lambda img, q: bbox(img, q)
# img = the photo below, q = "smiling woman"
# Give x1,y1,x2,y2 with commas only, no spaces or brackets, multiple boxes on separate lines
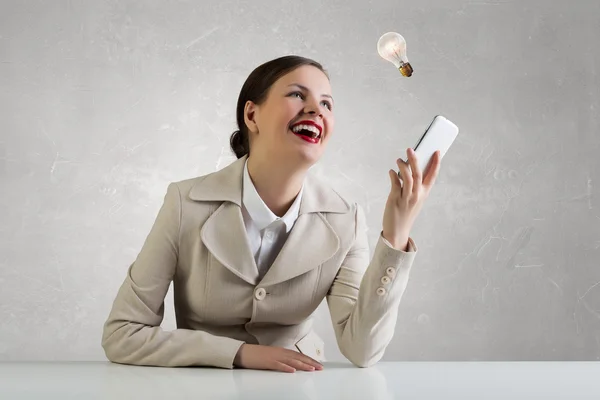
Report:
230,56,335,170
101,55,442,373
229,58,327,157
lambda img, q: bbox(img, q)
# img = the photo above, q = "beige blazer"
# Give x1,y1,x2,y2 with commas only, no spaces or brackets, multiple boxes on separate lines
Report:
101,155,418,368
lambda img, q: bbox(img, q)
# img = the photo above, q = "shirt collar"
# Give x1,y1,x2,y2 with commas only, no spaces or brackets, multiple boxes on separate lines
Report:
242,159,303,232
188,154,350,215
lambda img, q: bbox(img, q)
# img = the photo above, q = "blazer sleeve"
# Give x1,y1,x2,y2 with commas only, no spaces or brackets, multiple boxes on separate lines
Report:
326,203,417,368
101,183,245,368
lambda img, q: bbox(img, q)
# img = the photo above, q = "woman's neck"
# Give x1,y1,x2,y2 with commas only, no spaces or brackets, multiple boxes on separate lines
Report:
246,155,307,217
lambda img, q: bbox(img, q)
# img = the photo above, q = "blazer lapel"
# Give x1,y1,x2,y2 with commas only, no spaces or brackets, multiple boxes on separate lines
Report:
259,174,350,287
200,202,259,285
189,155,259,285
188,156,351,287
259,212,340,286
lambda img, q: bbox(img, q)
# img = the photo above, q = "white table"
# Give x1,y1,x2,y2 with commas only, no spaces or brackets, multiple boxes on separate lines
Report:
1,361,599,399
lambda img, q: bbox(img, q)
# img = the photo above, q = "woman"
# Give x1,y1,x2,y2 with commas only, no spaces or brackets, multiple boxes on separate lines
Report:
101,55,441,373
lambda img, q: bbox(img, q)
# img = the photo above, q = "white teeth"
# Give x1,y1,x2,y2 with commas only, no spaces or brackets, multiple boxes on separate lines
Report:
291,124,321,138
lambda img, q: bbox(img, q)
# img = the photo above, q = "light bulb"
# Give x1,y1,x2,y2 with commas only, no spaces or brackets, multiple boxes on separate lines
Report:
377,32,413,77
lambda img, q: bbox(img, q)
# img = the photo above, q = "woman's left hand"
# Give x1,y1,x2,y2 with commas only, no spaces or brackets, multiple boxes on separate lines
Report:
382,148,441,251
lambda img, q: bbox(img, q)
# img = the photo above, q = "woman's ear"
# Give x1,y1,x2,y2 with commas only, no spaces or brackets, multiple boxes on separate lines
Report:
243,101,259,134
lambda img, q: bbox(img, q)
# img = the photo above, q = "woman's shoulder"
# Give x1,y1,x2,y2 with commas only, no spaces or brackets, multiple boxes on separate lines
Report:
169,175,206,192
168,160,243,205
167,173,216,205
303,172,360,216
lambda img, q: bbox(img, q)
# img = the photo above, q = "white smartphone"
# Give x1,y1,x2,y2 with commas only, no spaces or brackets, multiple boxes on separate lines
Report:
401,115,459,174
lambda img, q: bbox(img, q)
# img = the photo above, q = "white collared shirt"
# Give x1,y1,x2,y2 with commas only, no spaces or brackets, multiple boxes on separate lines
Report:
241,160,303,279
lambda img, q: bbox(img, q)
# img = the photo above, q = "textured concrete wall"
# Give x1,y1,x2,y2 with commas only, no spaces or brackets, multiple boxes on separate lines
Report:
1,0,599,361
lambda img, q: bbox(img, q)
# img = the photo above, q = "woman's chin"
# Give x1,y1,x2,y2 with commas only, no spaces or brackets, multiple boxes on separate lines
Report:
285,133,326,167
295,147,323,167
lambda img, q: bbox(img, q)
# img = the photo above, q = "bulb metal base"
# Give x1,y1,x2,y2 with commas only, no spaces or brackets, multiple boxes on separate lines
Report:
398,62,413,77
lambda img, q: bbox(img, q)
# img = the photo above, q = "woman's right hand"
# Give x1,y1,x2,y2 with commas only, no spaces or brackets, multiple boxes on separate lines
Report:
233,344,323,373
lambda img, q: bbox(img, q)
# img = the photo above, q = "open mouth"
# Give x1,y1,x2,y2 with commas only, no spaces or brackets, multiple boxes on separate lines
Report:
290,121,322,144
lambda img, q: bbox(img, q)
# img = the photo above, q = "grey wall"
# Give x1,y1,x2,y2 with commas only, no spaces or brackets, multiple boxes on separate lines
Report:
1,0,599,362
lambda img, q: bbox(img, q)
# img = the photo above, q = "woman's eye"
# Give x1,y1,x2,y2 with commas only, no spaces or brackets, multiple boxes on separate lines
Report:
289,92,332,110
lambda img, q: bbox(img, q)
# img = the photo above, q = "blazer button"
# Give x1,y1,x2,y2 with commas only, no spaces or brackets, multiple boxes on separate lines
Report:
381,276,391,285
385,267,396,278
254,287,266,301
376,287,386,296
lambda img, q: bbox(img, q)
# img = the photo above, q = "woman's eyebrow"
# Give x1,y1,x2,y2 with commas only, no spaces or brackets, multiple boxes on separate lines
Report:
287,84,334,103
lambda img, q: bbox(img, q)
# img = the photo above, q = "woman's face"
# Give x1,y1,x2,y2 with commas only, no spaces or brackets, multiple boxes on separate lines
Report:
244,65,335,167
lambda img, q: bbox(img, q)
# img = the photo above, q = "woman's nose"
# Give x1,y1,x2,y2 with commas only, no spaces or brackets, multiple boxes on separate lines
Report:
304,101,322,116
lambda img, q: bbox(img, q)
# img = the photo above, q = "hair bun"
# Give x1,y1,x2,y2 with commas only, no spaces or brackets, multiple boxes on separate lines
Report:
229,130,249,159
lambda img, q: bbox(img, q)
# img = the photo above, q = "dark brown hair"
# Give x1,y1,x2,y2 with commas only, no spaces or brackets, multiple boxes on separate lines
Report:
229,55,328,159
